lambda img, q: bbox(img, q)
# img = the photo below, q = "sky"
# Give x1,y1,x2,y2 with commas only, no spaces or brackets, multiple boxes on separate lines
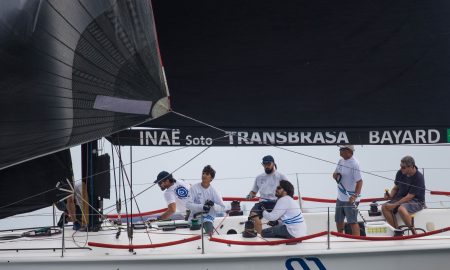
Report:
2,143,450,230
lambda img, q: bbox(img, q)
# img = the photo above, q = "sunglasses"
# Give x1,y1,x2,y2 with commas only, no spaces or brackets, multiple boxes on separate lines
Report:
202,171,211,175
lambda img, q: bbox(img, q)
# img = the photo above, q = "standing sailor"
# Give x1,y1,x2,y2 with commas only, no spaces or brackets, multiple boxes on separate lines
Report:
332,145,363,236
154,171,191,220
186,165,225,235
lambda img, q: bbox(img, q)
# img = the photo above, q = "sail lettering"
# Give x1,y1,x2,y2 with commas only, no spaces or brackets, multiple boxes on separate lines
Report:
140,130,182,146
229,131,348,145
369,129,440,144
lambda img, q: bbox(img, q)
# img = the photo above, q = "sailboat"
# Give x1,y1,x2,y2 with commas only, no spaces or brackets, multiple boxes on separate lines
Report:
2,0,450,269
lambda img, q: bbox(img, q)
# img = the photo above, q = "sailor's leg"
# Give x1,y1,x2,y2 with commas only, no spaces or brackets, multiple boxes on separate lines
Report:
336,221,345,233
349,223,360,236
203,221,214,236
382,204,398,228
335,200,345,233
397,205,415,234
251,212,263,234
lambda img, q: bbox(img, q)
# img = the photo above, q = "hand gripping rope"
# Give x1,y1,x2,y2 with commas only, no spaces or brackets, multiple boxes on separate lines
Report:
335,174,366,224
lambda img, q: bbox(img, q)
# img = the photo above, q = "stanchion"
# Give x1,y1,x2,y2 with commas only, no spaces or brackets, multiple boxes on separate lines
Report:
61,213,65,257
327,207,330,250
201,214,205,254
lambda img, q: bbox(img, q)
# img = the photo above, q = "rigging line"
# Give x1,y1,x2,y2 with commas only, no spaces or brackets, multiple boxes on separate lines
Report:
113,144,153,244
117,145,131,243
171,110,433,193
114,143,146,245
0,127,174,210
111,143,121,220
103,132,233,213
104,145,213,213
1,119,176,210
44,0,155,92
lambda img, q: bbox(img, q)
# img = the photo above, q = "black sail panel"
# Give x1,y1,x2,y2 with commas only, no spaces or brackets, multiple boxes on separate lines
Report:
0,0,169,170
148,0,450,131
0,150,73,219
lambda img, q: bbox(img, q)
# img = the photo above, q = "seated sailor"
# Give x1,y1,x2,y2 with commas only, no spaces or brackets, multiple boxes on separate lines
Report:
382,156,426,234
154,171,191,220
260,180,307,239
186,165,225,235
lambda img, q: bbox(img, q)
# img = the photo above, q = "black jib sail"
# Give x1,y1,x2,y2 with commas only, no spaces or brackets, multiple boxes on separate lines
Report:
0,149,73,219
0,0,169,170
130,0,450,146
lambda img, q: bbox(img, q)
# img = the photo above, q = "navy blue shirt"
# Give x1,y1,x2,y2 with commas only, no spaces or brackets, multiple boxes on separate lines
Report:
393,168,425,203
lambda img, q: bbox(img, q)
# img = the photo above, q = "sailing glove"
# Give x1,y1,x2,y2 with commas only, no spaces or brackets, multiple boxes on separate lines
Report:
203,200,214,212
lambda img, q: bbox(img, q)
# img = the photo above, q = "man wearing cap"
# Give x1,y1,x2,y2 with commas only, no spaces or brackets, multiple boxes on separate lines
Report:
154,171,191,220
382,156,425,234
261,180,307,239
186,165,226,235
245,155,288,237
332,145,363,236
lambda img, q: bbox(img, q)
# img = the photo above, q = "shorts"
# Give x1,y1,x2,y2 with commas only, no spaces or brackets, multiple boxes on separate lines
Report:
202,221,214,234
387,198,425,214
261,224,294,239
250,201,276,216
335,199,359,224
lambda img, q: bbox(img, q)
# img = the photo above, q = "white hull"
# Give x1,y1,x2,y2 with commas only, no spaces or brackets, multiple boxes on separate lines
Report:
1,208,450,270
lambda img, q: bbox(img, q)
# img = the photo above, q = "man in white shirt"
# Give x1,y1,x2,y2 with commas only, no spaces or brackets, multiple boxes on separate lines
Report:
154,171,191,220
186,165,225,235
261,180,307,239
332,145,363,236
245,155,288,236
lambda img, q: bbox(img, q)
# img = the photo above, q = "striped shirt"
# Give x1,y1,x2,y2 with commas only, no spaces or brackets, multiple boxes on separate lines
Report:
263,196,307,237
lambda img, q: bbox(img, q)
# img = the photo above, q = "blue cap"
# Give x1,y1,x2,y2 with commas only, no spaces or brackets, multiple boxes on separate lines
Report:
262,155,275,164
154,171,172,183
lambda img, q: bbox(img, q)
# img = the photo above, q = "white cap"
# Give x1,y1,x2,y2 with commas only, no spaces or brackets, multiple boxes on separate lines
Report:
338,145,355,152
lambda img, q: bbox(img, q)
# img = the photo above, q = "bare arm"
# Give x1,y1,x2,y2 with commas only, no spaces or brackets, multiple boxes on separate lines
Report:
159,203,176,220
387,185,399,199
349,179,363,203
66,196,76,222
355,179,363,195
332,172,340,180
393,193,415,206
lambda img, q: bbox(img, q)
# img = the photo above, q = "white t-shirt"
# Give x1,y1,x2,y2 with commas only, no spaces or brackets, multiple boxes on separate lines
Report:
252,170,287,201
263,196,307,238
164,179,190,213
186,183,225,223
334,157,362,202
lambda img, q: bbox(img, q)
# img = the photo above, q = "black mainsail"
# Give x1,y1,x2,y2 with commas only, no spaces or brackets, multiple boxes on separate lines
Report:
146,0,450,136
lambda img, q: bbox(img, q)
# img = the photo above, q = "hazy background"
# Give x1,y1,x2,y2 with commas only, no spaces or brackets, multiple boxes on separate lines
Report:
2,143,450,229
